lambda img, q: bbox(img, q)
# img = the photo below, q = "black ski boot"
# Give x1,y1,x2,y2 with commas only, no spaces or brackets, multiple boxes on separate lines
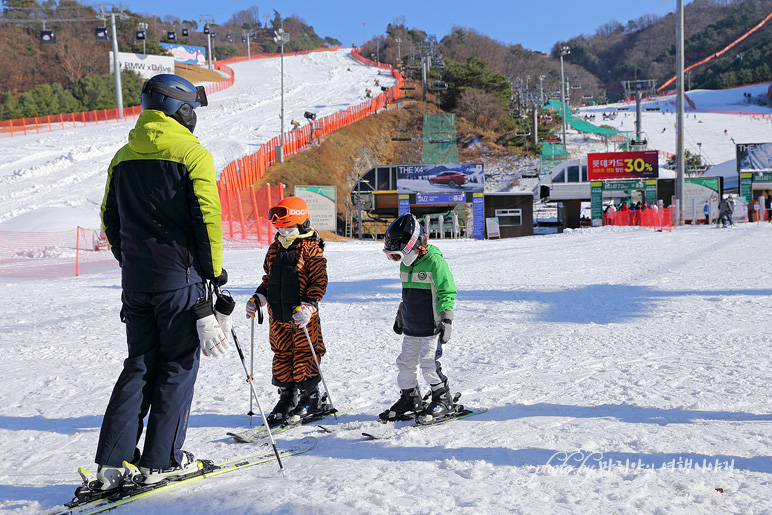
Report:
418,380,455,424
287,386,328,424
266,386,298,426
379,387,422,421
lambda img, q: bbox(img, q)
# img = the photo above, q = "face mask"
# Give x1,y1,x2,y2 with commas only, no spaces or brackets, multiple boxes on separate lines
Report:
277,227,299,237
401,250,418,266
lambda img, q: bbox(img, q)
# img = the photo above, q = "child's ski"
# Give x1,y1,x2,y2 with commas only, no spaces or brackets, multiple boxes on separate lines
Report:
362,409,488,440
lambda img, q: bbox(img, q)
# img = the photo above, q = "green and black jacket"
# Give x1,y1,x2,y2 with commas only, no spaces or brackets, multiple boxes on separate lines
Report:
398,244,457,337
101,110,223,292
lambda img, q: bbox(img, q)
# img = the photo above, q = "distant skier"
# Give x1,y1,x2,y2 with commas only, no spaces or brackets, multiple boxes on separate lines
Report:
246,196,330,425
717,195,734,227
704,201,710,225
95,74,227,490
381,213,458,424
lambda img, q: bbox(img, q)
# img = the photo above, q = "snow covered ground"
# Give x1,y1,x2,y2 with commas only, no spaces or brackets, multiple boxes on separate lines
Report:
3,52,772,514
4,224,772,514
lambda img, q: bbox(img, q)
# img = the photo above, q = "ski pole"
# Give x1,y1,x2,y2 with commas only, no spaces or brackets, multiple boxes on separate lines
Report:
300,325,337,420
248,316,255,426
246,298,264,426
230,327,283,470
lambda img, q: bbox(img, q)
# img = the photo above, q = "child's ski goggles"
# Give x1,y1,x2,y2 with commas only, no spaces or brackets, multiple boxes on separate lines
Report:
383,249,407,262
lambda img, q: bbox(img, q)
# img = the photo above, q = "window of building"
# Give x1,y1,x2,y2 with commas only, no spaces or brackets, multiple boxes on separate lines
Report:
495,208,522,227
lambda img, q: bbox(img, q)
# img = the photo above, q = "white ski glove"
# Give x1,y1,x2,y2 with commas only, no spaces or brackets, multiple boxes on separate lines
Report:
246,293,266,319
214,291,236,343
292,302,317,328
192,298,229,358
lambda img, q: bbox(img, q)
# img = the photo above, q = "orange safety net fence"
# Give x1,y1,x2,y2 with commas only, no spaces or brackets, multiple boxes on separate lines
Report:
215,49,404,240
220,183,285,248
0,227,116,278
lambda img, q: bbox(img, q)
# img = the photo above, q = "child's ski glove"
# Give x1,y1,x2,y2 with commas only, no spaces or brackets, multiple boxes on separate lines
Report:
246,293,266,318
393,303,404,335
192,297,229,358
292,302,317,328
437,310,453,344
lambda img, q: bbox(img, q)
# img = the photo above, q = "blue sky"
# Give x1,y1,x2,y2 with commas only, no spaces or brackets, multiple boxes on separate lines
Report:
120,0,692,54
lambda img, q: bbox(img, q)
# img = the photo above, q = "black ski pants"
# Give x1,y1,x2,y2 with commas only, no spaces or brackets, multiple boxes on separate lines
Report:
95,282,204,469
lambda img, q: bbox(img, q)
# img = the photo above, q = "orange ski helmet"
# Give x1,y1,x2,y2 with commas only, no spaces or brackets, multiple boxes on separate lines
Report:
268,196,310,230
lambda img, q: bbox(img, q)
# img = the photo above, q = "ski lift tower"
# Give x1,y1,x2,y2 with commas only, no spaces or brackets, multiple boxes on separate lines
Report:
621,79,657,150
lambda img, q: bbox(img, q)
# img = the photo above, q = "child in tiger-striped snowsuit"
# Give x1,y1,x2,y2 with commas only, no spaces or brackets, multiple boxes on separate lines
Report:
246,197,329,425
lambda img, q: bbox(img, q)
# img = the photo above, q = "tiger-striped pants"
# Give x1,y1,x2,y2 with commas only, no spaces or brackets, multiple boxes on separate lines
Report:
269,315,325,388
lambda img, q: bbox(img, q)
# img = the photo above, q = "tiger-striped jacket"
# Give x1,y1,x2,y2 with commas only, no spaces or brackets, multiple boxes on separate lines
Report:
255,233,327,323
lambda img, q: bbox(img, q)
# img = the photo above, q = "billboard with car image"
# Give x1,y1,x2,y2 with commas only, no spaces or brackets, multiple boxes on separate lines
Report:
396,163,484,194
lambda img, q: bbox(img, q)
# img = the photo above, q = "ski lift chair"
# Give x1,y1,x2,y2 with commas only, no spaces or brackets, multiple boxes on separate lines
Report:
429,80,448,92
391,128,413,141
428,131,454,144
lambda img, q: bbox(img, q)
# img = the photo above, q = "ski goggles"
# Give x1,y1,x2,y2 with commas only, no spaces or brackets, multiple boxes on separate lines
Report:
142,81,208,107
268,206,289,223
268,205,307,224
383,249,407,262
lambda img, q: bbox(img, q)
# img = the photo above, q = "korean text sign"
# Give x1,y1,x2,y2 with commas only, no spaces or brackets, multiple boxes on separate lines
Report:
588,151,658,180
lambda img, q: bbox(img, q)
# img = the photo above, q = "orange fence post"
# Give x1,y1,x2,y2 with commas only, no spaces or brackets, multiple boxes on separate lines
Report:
250,185,261,243
235,189,247,240
220,182,234,239
265,182,272,212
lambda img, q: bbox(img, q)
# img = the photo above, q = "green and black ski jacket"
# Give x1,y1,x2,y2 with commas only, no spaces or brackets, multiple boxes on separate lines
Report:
101,110,223,292
398,244,457,337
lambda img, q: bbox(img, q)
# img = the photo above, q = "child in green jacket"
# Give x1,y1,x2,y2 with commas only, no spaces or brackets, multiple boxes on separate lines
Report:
380,213,458,424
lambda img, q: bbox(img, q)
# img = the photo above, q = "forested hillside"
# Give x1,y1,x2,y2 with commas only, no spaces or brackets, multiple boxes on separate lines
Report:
3,0,772,119
0,1,333,119
558,0,772,98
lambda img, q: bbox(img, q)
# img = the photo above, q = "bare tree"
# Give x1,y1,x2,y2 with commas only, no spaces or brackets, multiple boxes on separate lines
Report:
228,5,260,29
163,15,180,26
456,89,503,131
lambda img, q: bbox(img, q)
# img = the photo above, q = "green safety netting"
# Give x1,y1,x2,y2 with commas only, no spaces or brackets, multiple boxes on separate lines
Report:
539,100,635,172
422,114,459,164
545,99,632,139
540,142,569,157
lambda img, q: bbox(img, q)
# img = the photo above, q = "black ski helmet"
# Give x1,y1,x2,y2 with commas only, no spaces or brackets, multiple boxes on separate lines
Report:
383,213,426,260
141,74,208,133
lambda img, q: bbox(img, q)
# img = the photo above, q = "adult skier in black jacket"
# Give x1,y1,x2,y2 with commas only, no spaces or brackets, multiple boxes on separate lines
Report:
94,74,227,489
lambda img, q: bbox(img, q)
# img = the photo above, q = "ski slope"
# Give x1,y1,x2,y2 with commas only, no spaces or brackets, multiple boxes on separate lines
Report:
0,49,392,232
577,83,772,167
2,53,772,513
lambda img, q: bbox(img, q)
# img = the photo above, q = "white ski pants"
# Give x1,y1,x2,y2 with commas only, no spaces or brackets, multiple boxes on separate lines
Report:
396,335,447,390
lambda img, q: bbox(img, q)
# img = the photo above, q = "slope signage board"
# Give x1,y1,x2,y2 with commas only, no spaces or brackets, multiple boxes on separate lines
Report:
159,43,207,66
109,52,175,80
295,186,337,232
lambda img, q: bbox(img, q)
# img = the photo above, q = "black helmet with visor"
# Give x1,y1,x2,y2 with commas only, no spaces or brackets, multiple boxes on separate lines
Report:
383,213,426,262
